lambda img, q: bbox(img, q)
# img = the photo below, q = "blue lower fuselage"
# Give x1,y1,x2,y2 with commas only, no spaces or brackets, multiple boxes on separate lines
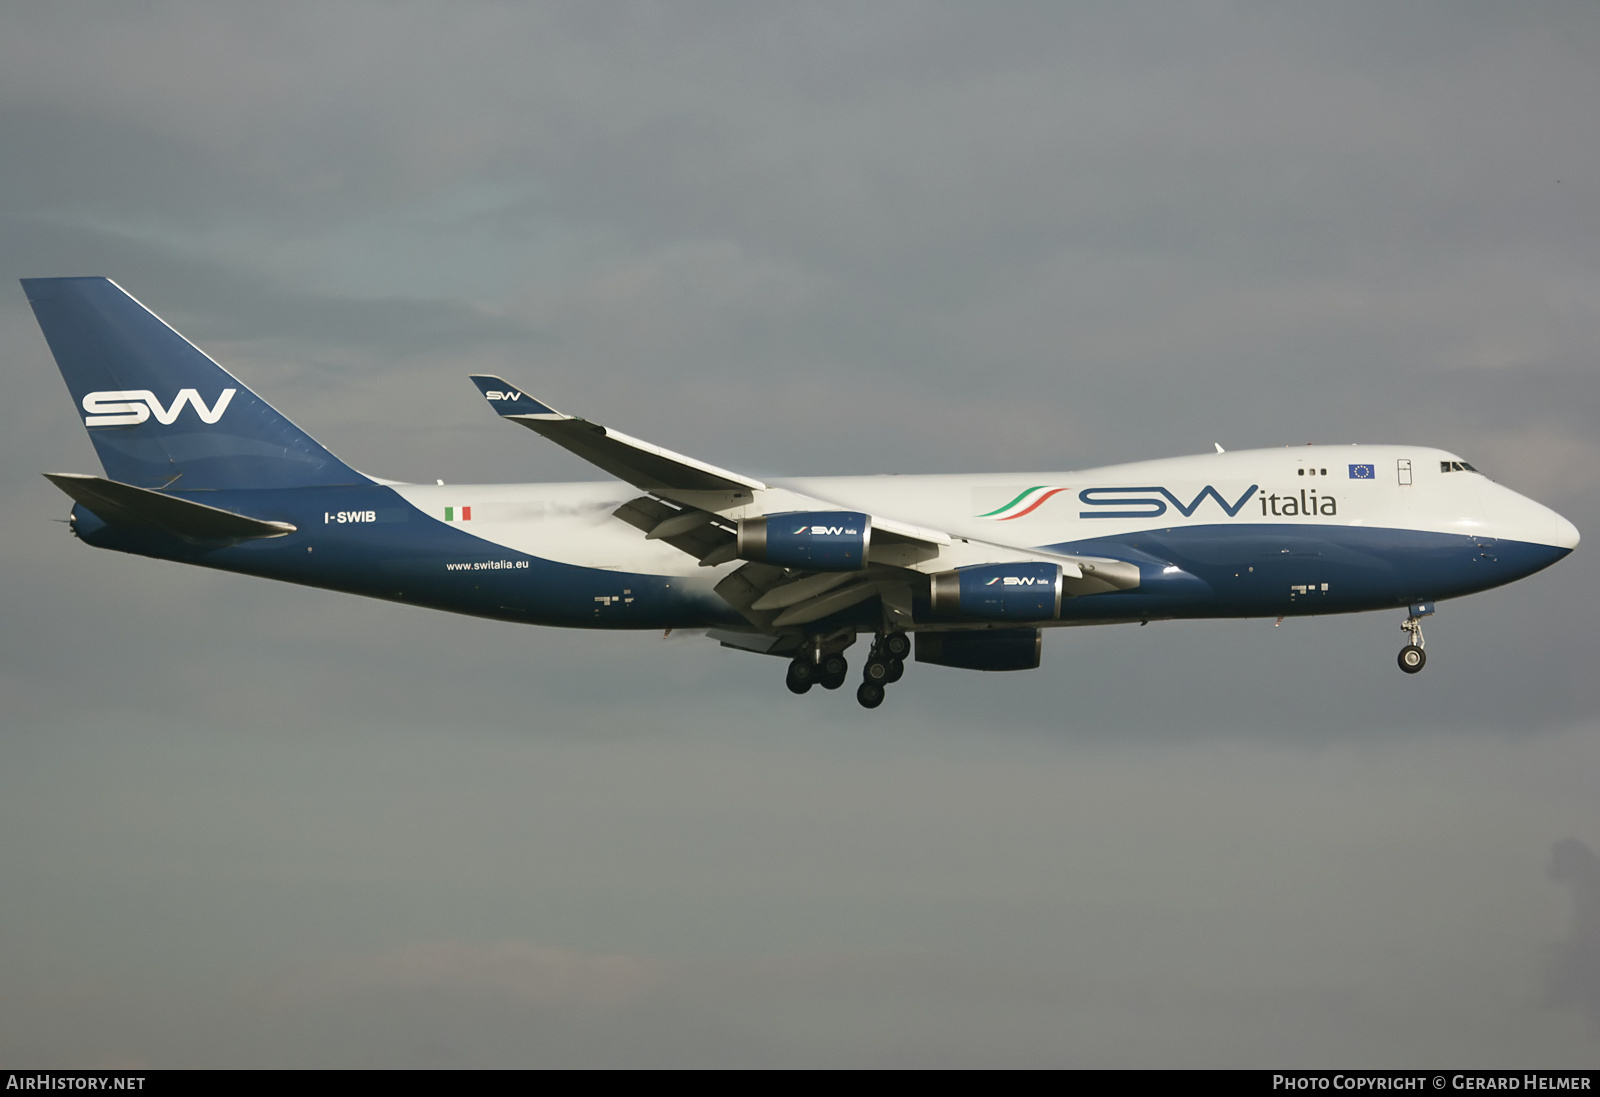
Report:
70,484,1572,633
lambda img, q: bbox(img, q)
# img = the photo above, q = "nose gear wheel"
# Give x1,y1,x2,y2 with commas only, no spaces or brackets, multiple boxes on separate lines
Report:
1397,611,1429,675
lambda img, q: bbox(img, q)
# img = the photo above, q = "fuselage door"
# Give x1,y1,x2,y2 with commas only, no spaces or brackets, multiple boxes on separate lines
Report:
1397,458,1413,486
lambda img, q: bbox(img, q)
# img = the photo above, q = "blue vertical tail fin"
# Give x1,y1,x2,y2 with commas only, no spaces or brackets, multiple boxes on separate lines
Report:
23,277,365,490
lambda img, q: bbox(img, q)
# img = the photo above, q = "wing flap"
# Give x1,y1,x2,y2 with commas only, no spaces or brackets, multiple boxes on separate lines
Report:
708,629,804,657
749,570,859,611
712,562,787,631
770,579,907,628
611,495,736,564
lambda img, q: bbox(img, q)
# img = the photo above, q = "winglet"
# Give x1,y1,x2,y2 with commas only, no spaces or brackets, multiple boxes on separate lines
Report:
468,375,564,419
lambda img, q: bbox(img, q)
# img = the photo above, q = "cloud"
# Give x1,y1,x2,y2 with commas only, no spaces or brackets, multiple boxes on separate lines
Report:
256,941,662,1010
5,2,1600,1068
1545,838,1600,1027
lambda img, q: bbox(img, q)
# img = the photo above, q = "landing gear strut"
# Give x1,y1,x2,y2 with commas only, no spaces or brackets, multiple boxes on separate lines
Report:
1397,602,1433,675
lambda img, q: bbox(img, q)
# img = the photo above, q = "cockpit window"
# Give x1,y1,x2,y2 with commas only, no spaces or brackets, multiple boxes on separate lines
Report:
1439,460,1479,473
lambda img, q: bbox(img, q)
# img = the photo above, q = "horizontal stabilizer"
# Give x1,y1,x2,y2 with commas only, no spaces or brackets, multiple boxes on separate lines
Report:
469,374,765,494
45,473,296,543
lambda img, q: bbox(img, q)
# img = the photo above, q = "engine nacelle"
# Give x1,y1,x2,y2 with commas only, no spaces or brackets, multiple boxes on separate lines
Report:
737,511,871,571
915,629,1041,671
929,562,1063,620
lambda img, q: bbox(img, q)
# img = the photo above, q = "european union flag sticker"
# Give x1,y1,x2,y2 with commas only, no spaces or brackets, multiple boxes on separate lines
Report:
1349,464,1375,479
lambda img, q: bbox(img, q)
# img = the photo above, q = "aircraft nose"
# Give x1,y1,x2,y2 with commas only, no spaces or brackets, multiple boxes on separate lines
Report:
1552,510,1581,551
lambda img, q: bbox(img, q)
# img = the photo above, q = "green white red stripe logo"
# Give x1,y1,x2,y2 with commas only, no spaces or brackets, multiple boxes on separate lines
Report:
445,506,472,521
977,486,1067,521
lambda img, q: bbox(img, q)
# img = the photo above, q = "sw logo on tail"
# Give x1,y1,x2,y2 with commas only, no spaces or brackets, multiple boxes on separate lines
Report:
82,388,236,427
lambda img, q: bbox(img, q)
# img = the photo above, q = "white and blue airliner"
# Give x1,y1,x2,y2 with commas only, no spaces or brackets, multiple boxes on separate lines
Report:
27,277,1580,709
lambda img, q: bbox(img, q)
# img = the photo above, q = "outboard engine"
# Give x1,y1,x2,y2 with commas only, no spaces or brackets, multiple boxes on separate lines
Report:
929,562,1063,620
738,511,871,571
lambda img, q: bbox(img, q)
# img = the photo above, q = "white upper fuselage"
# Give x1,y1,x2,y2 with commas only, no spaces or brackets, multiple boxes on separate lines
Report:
389,444,1578,576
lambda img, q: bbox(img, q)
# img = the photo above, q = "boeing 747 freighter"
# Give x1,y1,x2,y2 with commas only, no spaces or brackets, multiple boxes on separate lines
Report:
26,277,1579,709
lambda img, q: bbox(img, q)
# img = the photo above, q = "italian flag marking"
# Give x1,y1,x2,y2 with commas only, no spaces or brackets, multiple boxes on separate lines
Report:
976,486,1067,521
445,506,472,521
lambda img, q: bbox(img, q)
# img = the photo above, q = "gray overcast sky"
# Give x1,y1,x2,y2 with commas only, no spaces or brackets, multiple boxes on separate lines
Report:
3,1,1598,1067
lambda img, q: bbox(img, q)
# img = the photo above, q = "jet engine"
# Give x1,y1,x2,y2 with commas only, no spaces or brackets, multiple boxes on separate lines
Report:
929,562,1063,620
737,511,871,571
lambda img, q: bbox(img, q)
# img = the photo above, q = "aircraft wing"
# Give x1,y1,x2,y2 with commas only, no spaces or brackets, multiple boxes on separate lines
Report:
470,374,950,540
469,376,1137,630
469,375,765,494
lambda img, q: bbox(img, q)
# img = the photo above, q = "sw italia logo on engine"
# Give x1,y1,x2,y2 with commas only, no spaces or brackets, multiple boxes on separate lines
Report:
793,522,860,536
81,388,237,427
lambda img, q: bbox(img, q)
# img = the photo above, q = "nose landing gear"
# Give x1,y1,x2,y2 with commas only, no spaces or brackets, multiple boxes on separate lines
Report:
1397,602,1433,675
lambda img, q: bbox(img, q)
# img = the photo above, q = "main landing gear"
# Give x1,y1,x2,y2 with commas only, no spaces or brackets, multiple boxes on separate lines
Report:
785,631,910,710
784,658,816,694
1397,602,1433,675
786,652,848,694
856,632,909,709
